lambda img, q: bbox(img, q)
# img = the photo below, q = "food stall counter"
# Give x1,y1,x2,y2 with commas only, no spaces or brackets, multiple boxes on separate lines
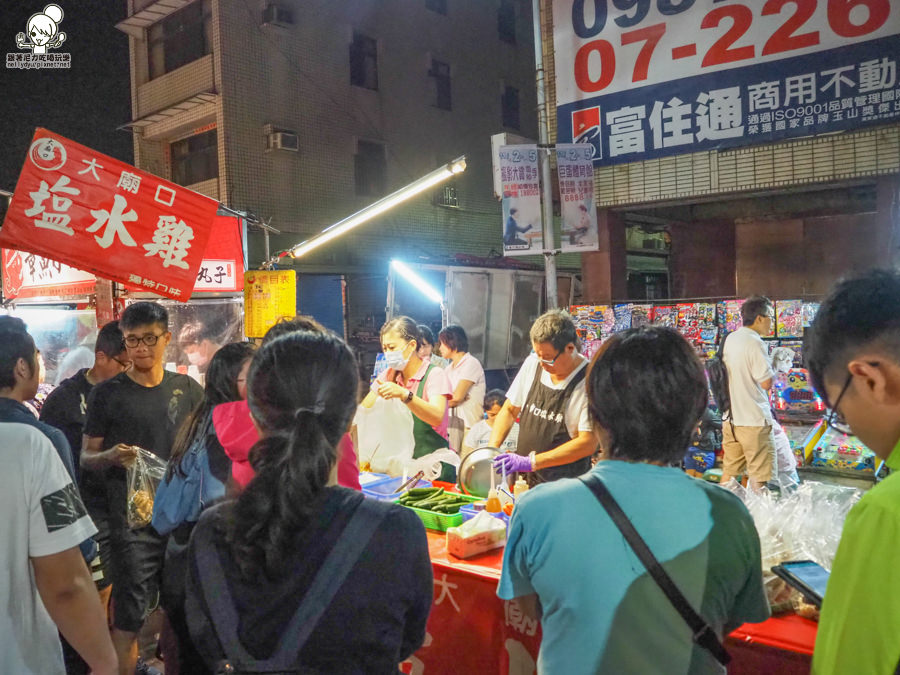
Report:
409,529,817,674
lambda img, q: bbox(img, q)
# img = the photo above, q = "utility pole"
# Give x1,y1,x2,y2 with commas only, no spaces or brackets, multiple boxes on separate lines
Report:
531,0,558,309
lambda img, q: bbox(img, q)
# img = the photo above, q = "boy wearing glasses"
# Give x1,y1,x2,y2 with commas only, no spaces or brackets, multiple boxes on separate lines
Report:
491,309,596,485
719,296,777,491
805,269,900,675
82,302,203,675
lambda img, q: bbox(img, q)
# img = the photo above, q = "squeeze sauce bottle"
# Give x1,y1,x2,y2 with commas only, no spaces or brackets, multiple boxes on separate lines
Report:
485,488,502,513
514,477,529,501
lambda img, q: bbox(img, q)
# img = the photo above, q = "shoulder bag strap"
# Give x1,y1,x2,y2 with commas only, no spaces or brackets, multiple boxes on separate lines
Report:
194,498,388,670
579,474,731,666
266,497,387,665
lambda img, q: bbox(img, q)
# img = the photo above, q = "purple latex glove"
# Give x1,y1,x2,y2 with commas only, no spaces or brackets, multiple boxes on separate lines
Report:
492,452,533,474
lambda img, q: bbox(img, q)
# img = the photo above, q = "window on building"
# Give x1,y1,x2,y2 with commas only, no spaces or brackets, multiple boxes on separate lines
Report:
429,59,452,110
170,129,218,186
425,0,447,14
350,32,378,90
498,0,516,44
355,140,386,196
148,0,212,80
502,86,520,129
434,184,459,208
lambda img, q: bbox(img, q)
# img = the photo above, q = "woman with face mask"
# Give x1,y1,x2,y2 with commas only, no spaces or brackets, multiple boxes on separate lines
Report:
362,316,454,477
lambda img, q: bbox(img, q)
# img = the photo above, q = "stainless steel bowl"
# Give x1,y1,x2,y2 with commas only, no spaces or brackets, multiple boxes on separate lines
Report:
457,446,502,498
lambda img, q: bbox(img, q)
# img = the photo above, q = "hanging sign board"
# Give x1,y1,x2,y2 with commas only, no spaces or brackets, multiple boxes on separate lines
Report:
193,216,245,292
0,128,219,300
244,269,296,338
1,249,95,299
553,1,900,166
499,145,543,257
556,143,599,252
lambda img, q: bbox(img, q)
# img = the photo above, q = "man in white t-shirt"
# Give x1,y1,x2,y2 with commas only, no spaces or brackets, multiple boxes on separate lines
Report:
0,422,117,675
490,309,596,485
721,296,777,490
462,389,519,459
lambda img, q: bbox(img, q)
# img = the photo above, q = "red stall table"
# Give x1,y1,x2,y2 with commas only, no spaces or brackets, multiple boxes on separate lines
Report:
402,529,817,674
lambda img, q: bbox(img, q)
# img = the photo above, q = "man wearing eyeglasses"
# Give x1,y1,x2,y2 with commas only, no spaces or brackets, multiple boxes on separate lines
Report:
719,296,777,491
82,302,203,675
805,270,900,675
491,309,596,486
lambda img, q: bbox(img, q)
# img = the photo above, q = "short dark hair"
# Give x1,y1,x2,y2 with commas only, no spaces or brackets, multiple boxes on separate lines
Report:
484,388,506,410
0,316,28,333
262,315,327,345
417,324,436,348
0,329,37,389
120,301,168,332
587,326,707,464
95,321,125,357
438,324,469,354
741,296,772,326
806,269,900,405
530,309,579,352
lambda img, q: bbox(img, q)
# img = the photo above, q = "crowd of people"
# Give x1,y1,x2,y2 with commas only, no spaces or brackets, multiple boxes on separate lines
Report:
2,268,899,674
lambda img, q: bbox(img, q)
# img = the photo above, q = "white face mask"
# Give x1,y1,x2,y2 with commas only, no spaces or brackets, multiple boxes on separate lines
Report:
383,347,410,371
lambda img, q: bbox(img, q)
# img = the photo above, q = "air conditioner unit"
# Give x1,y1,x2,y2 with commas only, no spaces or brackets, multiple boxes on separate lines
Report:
262,3,293,27
267,131,299,152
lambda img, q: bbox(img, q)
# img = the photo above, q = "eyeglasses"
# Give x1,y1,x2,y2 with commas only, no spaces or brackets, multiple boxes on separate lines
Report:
535,348,563,366
825,362,880,435
825,372,854,435
124,334,163,348
112,356,132,371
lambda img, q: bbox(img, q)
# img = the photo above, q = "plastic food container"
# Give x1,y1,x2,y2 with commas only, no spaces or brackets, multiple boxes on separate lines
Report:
362,476,432,502
403,493,482,531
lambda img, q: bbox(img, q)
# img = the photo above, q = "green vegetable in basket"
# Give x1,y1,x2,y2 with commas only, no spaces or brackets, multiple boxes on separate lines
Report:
407,487,441,498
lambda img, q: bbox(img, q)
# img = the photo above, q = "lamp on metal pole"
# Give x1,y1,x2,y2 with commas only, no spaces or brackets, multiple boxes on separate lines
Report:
265,156,467,267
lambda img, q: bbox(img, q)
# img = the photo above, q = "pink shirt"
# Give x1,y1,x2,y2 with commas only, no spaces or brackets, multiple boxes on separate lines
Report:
392,360,452,439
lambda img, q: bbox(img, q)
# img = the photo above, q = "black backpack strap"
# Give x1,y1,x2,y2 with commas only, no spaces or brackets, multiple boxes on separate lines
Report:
579,474,731,666
193,498,388,670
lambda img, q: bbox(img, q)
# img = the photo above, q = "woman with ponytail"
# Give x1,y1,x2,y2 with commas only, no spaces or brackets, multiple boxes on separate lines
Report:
184,331,433,673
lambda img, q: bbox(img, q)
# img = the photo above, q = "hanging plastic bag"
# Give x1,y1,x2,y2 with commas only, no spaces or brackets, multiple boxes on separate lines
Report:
126,447,168,530
353,397,416,476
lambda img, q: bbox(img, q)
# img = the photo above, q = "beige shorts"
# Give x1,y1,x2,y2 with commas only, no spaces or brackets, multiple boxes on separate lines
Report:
722,423,776,483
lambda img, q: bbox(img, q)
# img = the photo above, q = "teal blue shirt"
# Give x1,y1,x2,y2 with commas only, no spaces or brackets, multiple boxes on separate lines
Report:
498,461,769,674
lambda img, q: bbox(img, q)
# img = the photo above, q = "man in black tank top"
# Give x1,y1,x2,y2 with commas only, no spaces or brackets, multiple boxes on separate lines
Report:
490,310,598,486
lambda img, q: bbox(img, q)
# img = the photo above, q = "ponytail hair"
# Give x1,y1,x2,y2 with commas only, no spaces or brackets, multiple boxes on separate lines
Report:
225,331,359,580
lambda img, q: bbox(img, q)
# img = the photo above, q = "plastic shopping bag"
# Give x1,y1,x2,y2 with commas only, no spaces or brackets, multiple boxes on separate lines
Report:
353,397,416,477
126,447,168,530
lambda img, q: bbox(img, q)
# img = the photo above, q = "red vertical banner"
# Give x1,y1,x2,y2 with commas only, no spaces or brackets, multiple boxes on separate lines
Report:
402,564,541,675
0,128,218,300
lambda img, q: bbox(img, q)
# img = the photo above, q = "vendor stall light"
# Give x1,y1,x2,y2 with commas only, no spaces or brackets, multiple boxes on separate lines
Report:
276,156,466,263
391,260,443,304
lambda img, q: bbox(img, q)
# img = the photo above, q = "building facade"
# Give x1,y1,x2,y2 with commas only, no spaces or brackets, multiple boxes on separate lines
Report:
117,0,538,274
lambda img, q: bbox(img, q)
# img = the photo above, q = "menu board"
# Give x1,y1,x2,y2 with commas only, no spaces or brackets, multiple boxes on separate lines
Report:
244,270,296,338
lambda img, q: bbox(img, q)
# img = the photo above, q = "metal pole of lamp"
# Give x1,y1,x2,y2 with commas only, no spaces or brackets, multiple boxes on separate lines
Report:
531,0,558,310
266,156,467,268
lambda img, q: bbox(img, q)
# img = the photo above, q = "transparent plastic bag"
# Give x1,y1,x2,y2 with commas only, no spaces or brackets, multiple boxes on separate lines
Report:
126,447,168,530
722,479,861,607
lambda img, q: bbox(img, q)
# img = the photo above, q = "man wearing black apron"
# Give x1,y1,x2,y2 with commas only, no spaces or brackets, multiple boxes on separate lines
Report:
490,310,597,486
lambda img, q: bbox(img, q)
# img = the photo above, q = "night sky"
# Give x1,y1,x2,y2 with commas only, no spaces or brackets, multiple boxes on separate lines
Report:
0,1,133,196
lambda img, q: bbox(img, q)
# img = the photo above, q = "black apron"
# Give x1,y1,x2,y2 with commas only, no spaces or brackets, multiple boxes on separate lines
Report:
516,360,590,486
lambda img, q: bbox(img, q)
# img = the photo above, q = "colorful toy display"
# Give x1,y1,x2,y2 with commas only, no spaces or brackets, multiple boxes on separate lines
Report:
771,368,825,422
652,304,677,328
631,304,653,328
613,303,632,332
810,424,876,473
776,300,804,338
